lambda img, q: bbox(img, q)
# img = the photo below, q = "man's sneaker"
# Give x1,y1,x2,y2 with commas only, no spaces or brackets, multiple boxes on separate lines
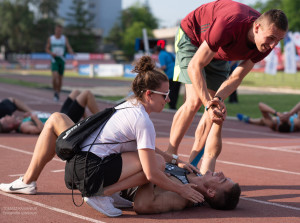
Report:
53,93,59,102
0,177,37,195
237,113,250,123
84,196,122,217
111,192,133,208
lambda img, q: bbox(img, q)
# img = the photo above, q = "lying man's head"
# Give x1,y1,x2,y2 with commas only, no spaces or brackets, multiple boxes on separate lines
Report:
198,170,241,210
0,115,21,133
278,121,291,133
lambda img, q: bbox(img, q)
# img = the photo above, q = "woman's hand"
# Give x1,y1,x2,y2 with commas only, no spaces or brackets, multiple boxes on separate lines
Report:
179,184,205,203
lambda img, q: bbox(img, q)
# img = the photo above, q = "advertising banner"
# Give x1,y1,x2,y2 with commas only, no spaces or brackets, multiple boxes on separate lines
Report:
284,32,297,74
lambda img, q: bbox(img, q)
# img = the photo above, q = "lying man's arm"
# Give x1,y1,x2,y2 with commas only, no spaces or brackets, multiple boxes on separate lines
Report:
134,181,191,214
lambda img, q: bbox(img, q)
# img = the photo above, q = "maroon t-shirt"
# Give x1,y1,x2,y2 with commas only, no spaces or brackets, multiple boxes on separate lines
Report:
180,0,271,63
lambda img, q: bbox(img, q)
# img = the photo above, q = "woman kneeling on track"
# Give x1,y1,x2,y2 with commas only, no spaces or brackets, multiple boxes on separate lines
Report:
0,56,203,217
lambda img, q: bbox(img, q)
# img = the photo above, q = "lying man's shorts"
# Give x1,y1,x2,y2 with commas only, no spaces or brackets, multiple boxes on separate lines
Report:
60,97,85,123
173,27,230,92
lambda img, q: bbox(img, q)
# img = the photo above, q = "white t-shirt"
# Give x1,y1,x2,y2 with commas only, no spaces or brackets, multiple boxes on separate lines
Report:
80,100,156,158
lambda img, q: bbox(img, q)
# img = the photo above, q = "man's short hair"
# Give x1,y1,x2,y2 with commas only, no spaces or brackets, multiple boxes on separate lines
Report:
206,183,241,210
256,9,288,31
55,23,63,28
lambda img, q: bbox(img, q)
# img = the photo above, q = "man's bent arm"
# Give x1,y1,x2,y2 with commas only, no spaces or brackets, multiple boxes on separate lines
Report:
215,59,254,100
188,40,215,107
134,182,190,214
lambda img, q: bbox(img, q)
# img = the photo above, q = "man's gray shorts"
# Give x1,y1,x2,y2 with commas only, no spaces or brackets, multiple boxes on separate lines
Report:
173,27,230,92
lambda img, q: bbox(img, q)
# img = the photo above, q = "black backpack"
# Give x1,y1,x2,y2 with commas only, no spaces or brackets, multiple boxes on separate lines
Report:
55,106,116,161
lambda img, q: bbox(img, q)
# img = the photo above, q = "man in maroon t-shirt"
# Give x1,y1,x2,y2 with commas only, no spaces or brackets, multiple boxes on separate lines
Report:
167,0,288,175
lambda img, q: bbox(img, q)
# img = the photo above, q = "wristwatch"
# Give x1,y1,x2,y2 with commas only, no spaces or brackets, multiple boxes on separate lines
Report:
171,154,178,164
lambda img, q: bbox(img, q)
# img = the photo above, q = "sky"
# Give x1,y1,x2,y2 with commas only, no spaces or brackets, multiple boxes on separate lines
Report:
122,0,266,28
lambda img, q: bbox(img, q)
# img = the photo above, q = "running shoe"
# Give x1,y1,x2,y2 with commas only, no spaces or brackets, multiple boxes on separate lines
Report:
111,192,133,208
236,113,250,123
84,196,122,217
0,177,37,195
53,92,59,102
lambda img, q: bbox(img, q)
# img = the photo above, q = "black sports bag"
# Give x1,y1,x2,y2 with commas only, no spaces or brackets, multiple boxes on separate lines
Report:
55,106,116,161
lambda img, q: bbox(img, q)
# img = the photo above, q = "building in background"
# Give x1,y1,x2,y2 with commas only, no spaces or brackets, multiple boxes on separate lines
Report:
153,27,177,53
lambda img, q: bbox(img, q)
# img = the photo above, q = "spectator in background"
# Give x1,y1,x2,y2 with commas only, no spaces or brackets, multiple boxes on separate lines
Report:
46,24,74,102
154,46,181,110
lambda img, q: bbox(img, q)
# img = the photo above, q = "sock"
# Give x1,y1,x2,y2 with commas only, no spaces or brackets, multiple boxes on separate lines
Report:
237,113,250,123
190,146,205,167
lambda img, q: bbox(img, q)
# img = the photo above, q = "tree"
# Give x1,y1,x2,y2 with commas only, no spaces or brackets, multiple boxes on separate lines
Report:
31,18,56,52
30,0,61,18
64,0,97,52
251,0,300,31
0,1,34,54
122,22,154,57
281,0,300,31
105,3,159,59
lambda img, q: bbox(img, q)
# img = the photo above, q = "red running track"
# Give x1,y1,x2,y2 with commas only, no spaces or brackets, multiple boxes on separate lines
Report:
0,81,299,223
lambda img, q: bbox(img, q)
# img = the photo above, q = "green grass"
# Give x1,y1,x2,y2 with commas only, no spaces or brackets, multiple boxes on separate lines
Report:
242,71,300,90
1,68,299,118
0,76,49,88
224,94,300,118
96,94,300,118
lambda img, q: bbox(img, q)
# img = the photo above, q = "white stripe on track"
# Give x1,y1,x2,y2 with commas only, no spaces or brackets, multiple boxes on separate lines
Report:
223,141,300,154
241,197,300,211
9,174,24,177
152,117,300,139
51,169,65,173
223,127,300,139
1,144,299,176
156,131,300,154
179,154,300,175
0,191,106,223
0,144,64,162
217,160,300,176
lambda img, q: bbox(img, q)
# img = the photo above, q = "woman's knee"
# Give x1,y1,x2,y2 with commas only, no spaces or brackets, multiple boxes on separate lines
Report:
45,112,72,133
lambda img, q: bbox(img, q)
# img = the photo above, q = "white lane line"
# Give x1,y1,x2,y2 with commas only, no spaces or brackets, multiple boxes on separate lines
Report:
241,197,300,211
0,191,105,223
156,131,300,154
223,141,300,154
9,174,24,177
153,117,300,139
0,86,55,104
1,144,299,176
179,154,300,176
51,169,65,173
223,127,300,139
217,160,300,176
0,145,64,162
